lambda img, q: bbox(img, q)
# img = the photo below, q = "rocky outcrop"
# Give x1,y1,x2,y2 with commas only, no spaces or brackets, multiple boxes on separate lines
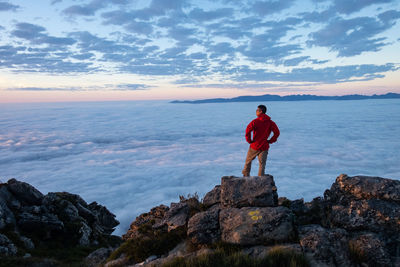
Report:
0,178,120,259
117,174,400,267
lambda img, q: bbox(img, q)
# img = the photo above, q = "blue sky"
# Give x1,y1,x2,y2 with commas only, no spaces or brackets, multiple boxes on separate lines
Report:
0,0,400,102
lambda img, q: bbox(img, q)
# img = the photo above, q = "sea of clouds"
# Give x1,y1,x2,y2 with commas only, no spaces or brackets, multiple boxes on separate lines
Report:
1,99,399,235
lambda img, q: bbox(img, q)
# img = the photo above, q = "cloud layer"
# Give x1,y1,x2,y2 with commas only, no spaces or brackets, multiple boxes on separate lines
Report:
1,100,399,235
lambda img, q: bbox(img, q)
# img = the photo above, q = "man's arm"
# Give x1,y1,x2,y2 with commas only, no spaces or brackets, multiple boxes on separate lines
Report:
268,121,280,144
245,121,254,144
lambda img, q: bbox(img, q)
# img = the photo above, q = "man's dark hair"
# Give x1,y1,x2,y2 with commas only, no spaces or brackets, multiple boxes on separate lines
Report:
258,105,267,114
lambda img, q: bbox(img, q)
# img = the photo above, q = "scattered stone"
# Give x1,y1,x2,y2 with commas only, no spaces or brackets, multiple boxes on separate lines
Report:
220,206,295,245
220,175,278,208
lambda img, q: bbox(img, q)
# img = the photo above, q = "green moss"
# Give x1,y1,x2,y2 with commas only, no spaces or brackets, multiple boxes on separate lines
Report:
162,245,309,267
107,226,187,264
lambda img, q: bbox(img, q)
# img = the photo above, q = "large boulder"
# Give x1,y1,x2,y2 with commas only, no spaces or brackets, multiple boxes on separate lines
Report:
325,174,400,204
299,224,351,267
6,178,43,206
219,206,294,245
220,175,278,208
187,208,220,245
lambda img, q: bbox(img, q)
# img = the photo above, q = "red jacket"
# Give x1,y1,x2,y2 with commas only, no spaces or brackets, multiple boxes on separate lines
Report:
245,113,280,151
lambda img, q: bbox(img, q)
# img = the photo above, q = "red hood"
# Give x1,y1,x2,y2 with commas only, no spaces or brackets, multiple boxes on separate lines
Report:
257,113,271,121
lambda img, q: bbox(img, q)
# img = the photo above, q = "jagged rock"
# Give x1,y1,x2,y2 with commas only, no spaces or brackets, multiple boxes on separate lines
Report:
220,206,295,245
349,232,391,267
203,185,220,207
187,207,220,245
284,197,328,226
220,175,277,208
0,233,18,256
329,199,400,233
85,247,115,267
163,202,189,231
88,201,119,234
0,185,21,210
326,174,400,203
242,243,302,259
123,204,169,240
299,224,351,267
6,178,43,205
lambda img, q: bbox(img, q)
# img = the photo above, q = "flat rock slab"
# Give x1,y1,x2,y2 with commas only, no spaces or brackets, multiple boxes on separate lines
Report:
220,206,294,245
220,175,278,208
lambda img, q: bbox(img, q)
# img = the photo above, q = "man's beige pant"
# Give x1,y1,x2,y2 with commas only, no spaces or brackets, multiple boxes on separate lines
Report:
242,147,269,176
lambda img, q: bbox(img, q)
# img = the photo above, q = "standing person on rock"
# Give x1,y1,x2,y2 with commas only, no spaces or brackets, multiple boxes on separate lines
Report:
242,105,280,177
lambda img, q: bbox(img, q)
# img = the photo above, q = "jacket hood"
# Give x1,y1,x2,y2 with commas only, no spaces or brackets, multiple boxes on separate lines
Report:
257,113,271,121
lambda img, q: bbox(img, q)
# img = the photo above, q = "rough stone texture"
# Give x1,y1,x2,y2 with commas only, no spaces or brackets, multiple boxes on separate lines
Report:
220,206,294,245
187,208,220,245
349,232,391,267
329,199,400,232
220,175,278,208
299,224,351,267
0,178,119,255
85,247,114,267
123,204,169,240
326,174,400,203
6,179,44,206
163,202,190,231
0,233,18,256
202,185,220,207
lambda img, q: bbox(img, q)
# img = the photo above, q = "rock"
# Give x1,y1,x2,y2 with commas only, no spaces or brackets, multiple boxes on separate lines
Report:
203,185,220,207
163,202,189,231
85,247,114,267
242,243,302,259
0,201,16,229
17,211,64,235
20,235,35,250
79,221,92,246
6,178,43,205
220,175,278,208
219,206,295,245
187,208,220,245
104,253,130,267
88,201,120,234
299,224,351,267
329,199,400,233
326,174,400,203
123,204,169,240
349,232,391,267
0,233,18,256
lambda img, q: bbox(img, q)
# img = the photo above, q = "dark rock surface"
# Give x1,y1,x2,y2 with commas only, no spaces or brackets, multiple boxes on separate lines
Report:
220,175,278,208
0,178,120,260
187,208,220,245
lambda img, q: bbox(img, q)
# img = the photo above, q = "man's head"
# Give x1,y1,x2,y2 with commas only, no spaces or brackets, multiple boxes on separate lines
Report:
256,105,267,116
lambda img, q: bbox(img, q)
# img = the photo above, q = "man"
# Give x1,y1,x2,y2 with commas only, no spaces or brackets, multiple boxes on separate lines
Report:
242,105,280,177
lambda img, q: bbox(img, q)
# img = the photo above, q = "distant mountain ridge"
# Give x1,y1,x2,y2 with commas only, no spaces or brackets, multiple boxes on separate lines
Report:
171,92,400,104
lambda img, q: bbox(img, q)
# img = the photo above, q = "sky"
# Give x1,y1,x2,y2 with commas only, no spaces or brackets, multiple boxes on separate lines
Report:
0,0,400,102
